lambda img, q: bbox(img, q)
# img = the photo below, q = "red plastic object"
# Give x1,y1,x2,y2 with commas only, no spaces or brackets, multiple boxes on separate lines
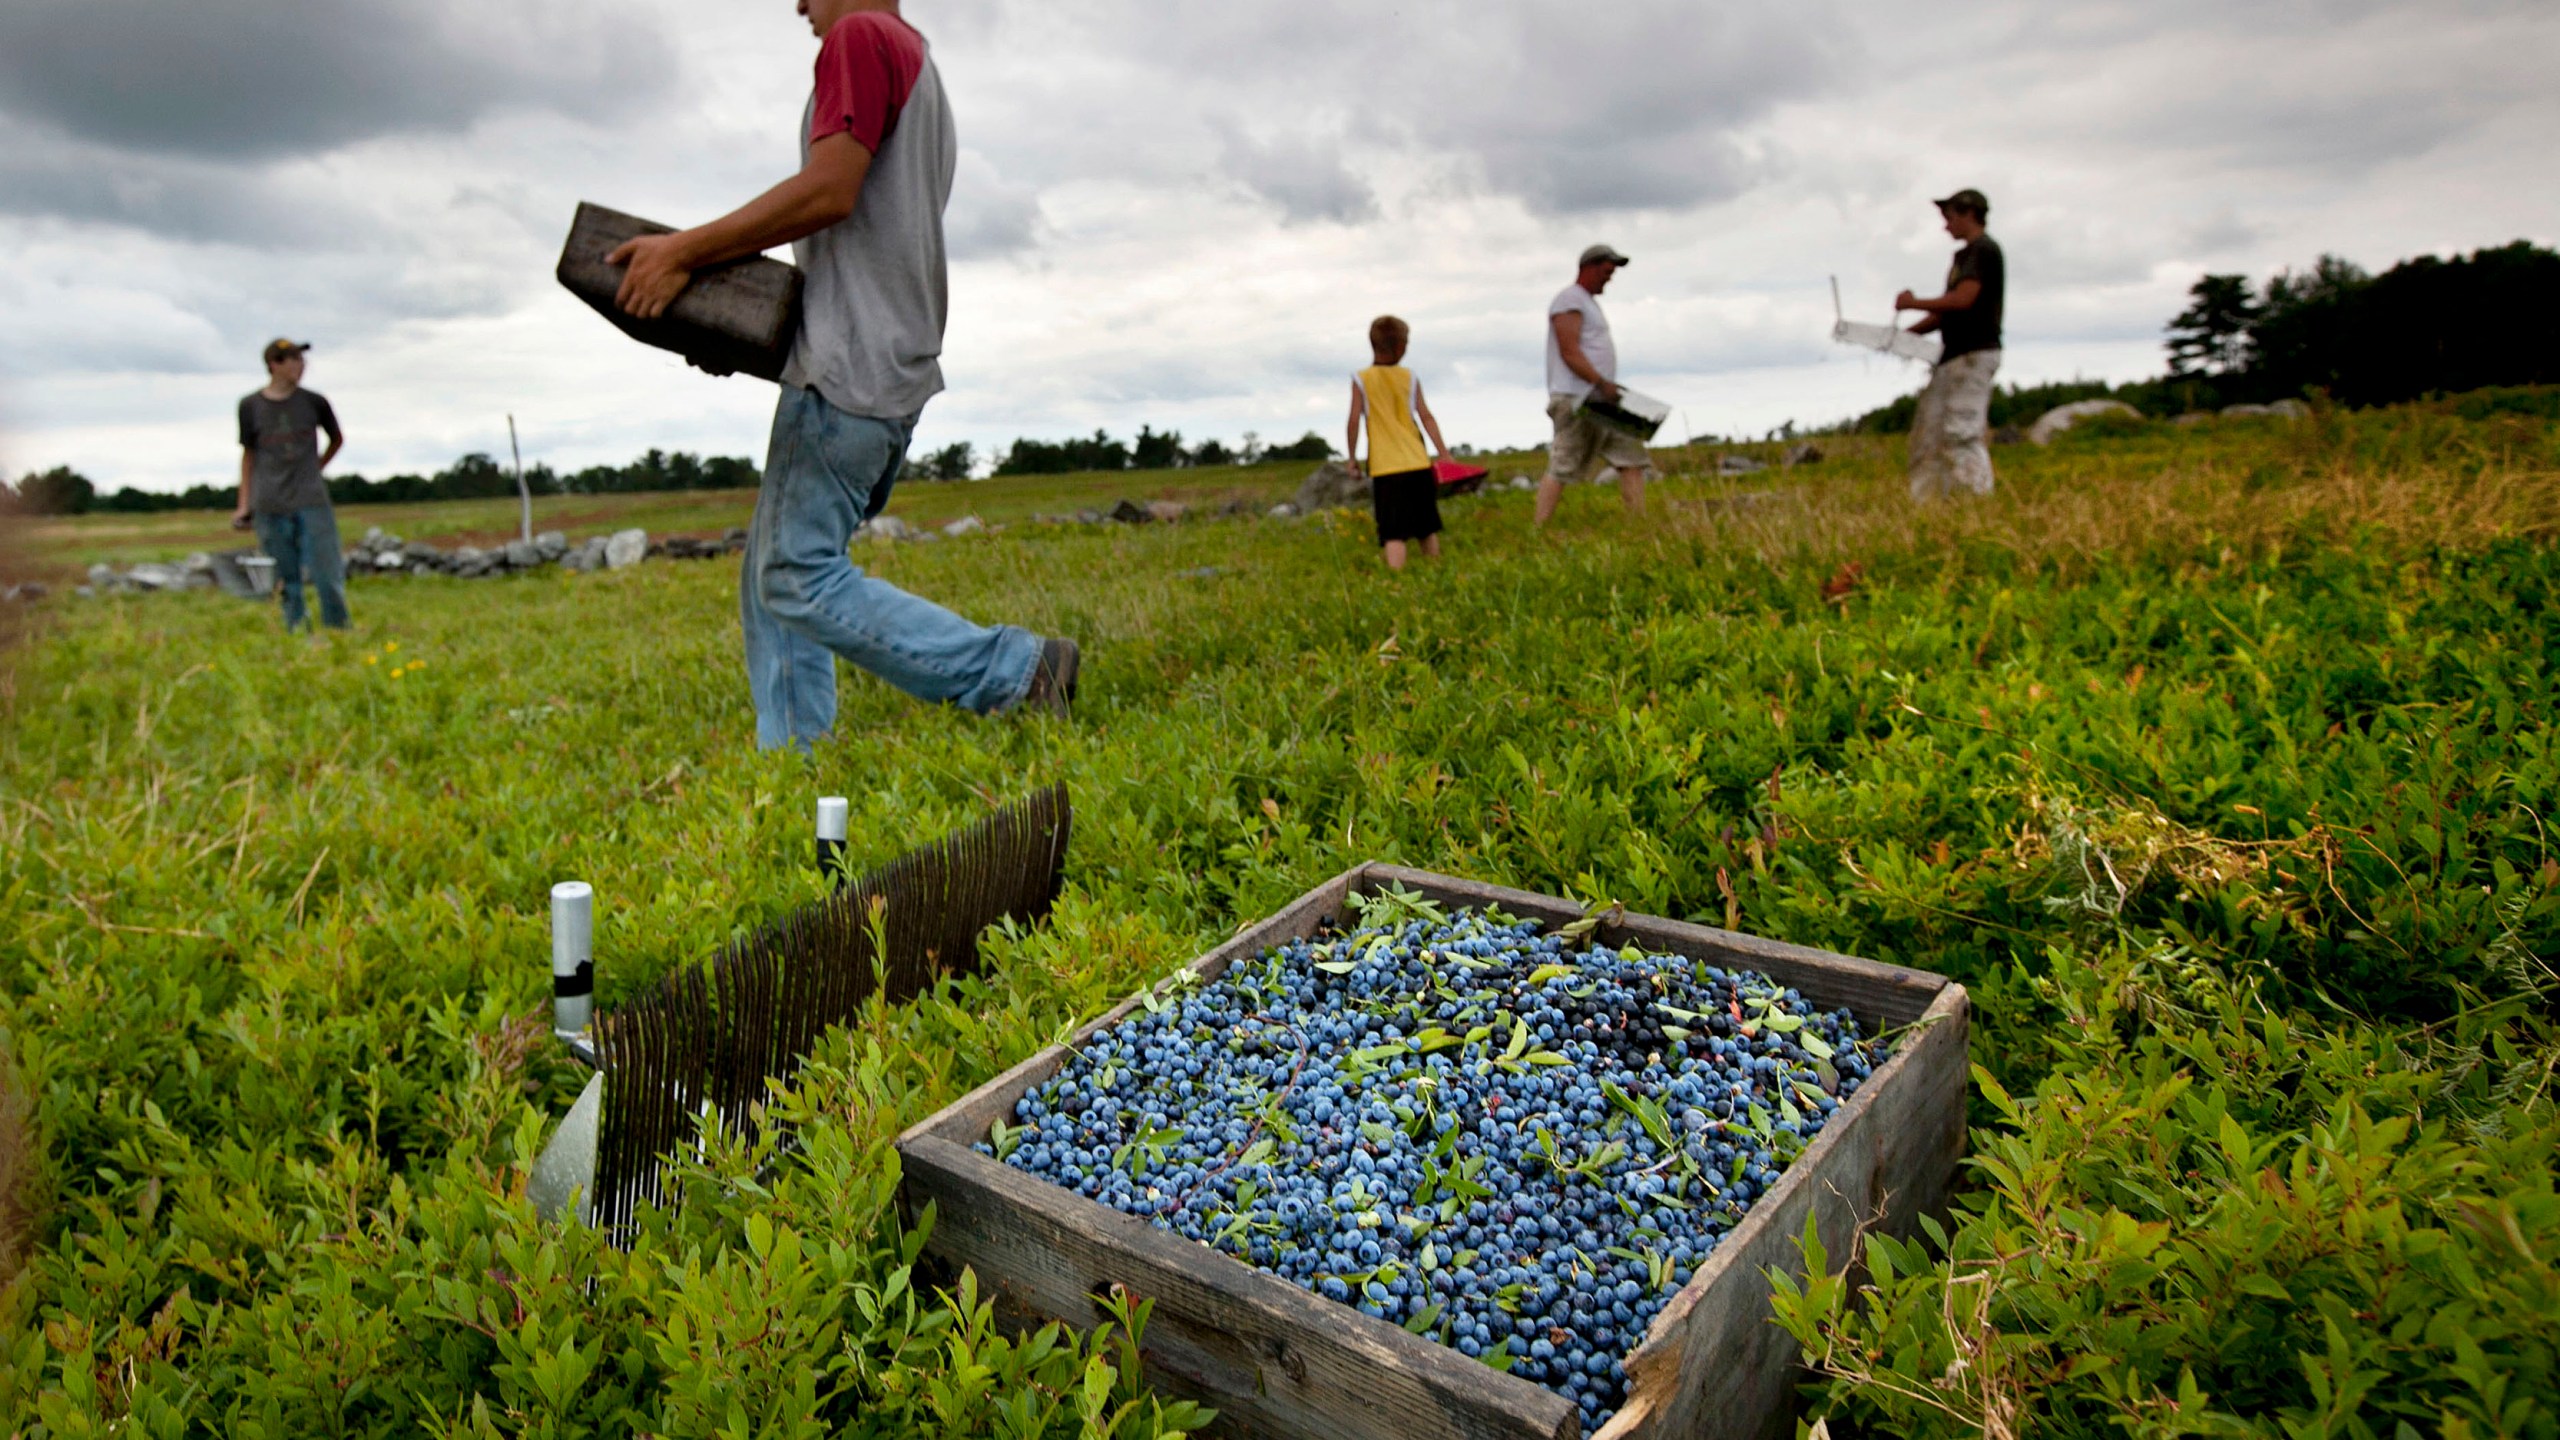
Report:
1433,459,1489,495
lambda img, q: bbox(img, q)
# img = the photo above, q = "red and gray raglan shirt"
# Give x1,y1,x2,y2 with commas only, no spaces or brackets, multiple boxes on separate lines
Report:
781,12,957,421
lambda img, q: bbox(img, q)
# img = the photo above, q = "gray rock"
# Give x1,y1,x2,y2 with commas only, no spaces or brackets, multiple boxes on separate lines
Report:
1718,454,1767,475
535,530,570,560
1076,509,1106,525
375,551,407,571
1292,460,1368,513
128,563,181,591
1176,565,1224,580
861,514,916,543
2027,399,2141,445
504,539,543,570
1780,443,1825,468
941,515,986,538
2267,398,2312,419
1145,500,1190,524
4,582,48,603
1108,498,1153,525
2220,403,2275,419
604,529,649,569
2173,412,2213,428
87,563,117,588
76,585,95,599
1508,475,1536,491
363,526,387,546
181,552,216,575
1267,502,1298,519
403,541,447,568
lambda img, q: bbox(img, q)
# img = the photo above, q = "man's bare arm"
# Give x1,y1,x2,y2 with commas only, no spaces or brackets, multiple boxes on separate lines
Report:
235,451,254,527
611,133,875,319
1552,312,1621,403
1346,382,1366,472
318,430,345,473
1894,278,1983,319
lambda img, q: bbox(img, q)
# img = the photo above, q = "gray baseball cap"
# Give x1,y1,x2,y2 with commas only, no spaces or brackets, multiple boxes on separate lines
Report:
1578,244,1631,267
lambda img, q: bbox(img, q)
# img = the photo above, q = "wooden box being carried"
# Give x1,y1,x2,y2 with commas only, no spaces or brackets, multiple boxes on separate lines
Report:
896,863,1970,1440
555,202,804,383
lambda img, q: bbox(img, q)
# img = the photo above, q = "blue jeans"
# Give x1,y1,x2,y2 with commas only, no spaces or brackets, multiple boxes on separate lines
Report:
740,386,1040,749
253,504,350,632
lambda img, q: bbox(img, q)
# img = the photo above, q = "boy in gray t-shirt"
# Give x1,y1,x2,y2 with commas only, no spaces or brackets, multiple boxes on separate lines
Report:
605,0,1077,748
235,339,351,631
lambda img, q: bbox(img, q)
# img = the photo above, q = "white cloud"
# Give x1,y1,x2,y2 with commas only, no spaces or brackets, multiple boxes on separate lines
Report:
3,0,2557,492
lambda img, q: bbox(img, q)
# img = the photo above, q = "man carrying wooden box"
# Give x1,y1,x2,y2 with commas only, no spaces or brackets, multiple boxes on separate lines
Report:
607,0,1079,749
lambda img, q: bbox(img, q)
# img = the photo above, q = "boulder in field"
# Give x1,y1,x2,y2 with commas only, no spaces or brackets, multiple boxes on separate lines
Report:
942,515,985,538
1145,500,1190,524
2220,403,2275,419
1292,460,1367,512
535,531,570,560
1108,498,1153,525
504,539,543,570
604,529,649,569
2027,399,2140,445
2267,398,2311,419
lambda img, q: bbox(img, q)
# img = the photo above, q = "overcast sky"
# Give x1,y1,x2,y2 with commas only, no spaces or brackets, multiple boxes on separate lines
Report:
3,0,2554,492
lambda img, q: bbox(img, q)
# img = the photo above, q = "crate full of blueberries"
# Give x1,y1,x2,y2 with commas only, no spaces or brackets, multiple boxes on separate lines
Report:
895,863,1969,1440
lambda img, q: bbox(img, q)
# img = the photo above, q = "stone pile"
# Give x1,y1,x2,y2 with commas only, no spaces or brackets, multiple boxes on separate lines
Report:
74,524,763,599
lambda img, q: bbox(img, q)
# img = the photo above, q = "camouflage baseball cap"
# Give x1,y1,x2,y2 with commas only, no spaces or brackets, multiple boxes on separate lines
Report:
1934,189,1990,217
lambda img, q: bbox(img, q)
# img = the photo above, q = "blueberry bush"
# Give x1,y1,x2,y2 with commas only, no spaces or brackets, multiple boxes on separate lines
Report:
0,409,2554,1435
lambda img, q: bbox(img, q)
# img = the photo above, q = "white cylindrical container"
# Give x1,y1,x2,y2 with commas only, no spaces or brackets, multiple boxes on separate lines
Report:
551,881,595,1039
817,796,850,877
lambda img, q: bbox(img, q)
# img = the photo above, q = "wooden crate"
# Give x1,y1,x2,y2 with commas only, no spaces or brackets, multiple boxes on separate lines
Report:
555,201,803,383
897,864,1969,1440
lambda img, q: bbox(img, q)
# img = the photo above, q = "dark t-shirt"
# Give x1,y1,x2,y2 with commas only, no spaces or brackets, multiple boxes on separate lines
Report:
1939,237,2005,360
238,389,341,515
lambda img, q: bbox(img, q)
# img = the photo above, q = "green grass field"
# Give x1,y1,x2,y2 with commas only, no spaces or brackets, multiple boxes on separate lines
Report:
2,406,2556,1437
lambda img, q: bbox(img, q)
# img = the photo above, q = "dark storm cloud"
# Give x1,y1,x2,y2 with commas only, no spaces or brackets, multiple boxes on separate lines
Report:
0,0,673,162
1216,123,1377,225
935,0,1845,219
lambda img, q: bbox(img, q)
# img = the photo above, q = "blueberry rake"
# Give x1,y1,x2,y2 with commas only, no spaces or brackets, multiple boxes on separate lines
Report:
532,785,1072,1232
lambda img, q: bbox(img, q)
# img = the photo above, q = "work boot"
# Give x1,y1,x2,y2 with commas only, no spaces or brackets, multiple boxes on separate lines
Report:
1019,637,1080,717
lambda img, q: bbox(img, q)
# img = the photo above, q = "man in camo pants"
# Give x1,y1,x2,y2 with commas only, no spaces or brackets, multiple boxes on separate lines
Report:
1896,188,2004,500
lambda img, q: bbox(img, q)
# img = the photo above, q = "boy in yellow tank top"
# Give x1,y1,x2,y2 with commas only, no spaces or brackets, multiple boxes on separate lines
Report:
1347,315,1458,572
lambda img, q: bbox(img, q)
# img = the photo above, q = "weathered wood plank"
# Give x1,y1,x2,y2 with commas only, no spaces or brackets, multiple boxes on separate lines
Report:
904,1136,1578,1440
555,202,803,382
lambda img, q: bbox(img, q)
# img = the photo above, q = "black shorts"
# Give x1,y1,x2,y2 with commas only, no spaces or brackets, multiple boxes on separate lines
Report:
1370,468,1443,545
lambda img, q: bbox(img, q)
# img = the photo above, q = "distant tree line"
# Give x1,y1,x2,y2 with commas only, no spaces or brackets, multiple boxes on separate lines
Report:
1853,239,2560,432
8,447,763,517
992,427,1333,477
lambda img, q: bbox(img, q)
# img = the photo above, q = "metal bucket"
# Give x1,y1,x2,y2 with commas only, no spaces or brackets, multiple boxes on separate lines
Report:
238,555,277,597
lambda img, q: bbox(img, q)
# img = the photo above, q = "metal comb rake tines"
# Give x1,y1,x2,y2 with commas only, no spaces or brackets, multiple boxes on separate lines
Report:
585,785,1071,1233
